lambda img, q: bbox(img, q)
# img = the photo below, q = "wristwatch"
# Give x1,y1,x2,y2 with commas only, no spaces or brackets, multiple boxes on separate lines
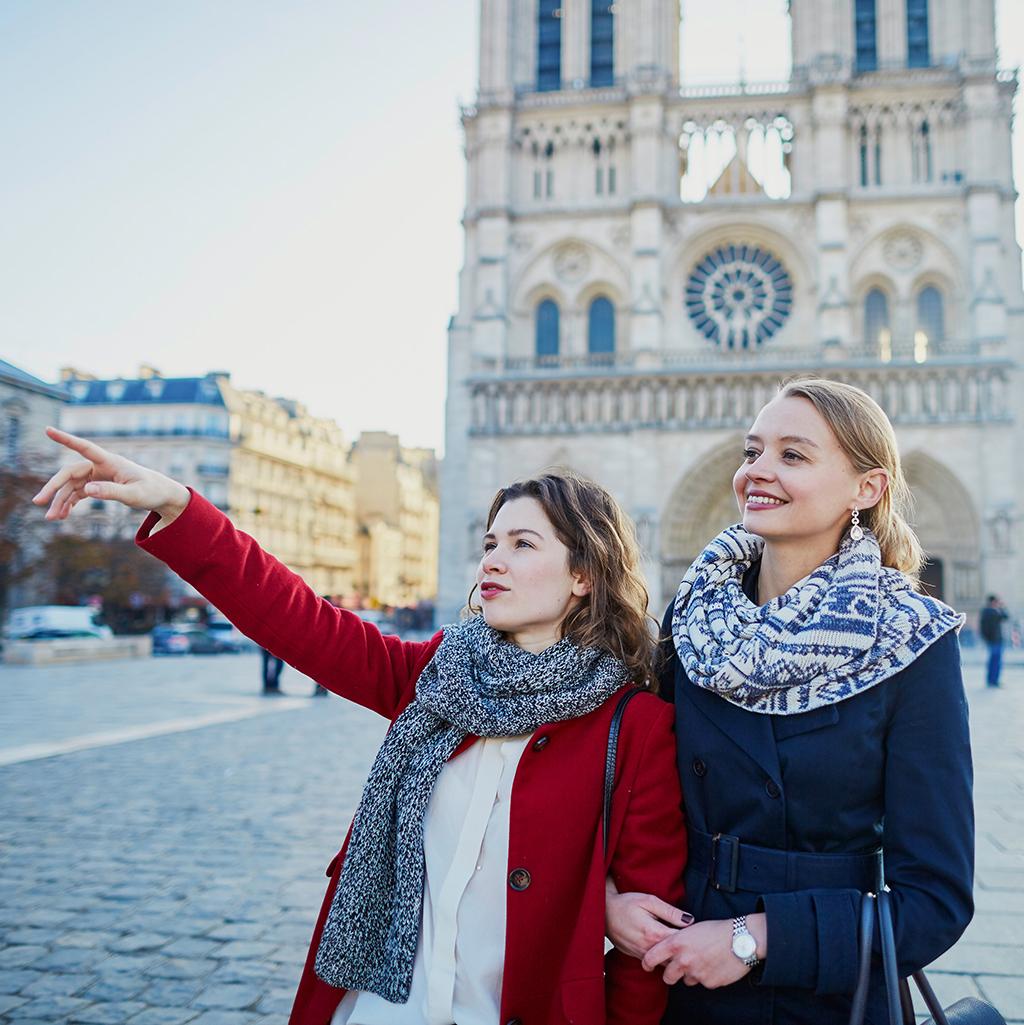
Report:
731,916,760,967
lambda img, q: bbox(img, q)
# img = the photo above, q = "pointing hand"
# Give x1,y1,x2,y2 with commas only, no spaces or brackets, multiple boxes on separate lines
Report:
32,426,190,526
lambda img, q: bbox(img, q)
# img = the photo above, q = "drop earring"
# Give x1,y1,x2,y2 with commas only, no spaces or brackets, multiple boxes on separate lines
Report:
850,507,864,542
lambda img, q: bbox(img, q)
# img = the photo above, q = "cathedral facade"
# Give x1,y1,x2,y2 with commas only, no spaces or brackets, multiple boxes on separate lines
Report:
439,0,1023,625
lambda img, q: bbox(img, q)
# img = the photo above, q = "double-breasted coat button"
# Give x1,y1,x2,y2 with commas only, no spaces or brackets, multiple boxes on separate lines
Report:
765,779,781,799
692,757,707,777
532,736,549,751
508,868,531,891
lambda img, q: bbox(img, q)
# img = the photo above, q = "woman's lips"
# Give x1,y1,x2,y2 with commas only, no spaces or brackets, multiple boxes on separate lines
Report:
480,584,508,600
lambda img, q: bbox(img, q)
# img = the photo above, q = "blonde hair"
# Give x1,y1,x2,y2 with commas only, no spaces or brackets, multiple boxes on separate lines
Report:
780,378,924,584
468,472,657,687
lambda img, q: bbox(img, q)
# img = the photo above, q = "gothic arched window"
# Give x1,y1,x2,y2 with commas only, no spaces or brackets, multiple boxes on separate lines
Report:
537,0,562,92
916,285,945,343
864,288,890,345
587,296,615,360
590,1,614,87
536,299,560,362
855,0,878,73
906,0,930,68
912,118,933,183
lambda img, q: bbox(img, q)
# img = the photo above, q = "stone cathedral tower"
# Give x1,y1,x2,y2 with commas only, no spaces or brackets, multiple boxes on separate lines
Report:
439,0,1023,627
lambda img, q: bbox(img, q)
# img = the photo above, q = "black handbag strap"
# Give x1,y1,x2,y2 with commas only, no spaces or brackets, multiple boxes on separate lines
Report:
849,890,952,1025
602,687,642,859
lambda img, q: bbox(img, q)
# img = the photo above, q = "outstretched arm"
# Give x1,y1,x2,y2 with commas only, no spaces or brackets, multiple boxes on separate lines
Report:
33,429,437,718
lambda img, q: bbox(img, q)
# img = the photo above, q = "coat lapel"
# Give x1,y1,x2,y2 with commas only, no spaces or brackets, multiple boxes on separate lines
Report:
681,672,782,785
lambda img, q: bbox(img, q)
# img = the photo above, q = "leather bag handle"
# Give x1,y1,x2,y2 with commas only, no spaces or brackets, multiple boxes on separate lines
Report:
603,687,641,859
849,890,953,1025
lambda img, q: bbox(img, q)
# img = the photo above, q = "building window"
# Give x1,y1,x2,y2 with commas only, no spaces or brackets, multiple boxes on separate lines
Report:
906,0,929,68
912,118,933,182
859,125,869,186
590,1,614,87
685,244,793,350
587,296,615,360
592,137,617,197
917,285,944,343
5,415,21,465
535,299,560,362
855,0,878,73
532,140,555,199
537,0,562,92
864,288,890,353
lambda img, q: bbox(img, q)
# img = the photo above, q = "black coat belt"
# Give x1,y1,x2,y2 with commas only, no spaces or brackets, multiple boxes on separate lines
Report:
688,828,882,895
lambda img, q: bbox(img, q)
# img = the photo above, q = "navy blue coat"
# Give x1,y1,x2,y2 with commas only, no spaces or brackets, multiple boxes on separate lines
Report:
659,596,974,1025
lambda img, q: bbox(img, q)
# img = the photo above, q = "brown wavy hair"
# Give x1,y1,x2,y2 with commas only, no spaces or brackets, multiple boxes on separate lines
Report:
468,472,658,687
780,377,924,584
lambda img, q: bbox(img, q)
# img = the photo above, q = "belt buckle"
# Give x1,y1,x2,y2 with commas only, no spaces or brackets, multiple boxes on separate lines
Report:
709,832,740,893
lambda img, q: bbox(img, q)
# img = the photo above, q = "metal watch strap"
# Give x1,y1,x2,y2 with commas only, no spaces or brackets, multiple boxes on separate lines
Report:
732,915,760,967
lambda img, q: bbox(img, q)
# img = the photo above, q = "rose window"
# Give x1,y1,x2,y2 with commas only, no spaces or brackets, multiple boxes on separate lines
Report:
685,244,793,349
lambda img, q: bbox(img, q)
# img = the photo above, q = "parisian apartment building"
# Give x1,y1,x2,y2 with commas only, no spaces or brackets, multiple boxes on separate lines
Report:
56,366,439,607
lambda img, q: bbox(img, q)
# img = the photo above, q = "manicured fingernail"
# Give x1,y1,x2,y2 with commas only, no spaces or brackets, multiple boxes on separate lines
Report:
680,911,694,925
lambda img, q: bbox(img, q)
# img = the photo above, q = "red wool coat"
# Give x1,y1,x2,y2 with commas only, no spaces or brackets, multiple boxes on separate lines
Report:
138,491,687,1025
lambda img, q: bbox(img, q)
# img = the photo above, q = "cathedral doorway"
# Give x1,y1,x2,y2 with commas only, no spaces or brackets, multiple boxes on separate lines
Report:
903,453,980,610
659,438,742,608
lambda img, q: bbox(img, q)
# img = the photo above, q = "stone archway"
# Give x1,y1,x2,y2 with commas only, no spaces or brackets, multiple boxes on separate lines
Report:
659,437,744,608
903,452,981,608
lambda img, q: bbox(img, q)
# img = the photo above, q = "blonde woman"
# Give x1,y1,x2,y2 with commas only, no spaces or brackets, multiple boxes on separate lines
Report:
606,379,973,1024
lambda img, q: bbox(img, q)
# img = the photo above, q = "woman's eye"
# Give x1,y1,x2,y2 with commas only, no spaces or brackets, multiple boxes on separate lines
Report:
743,449,760,461
482,542,495,553
783,450,804,461
515,539,533,549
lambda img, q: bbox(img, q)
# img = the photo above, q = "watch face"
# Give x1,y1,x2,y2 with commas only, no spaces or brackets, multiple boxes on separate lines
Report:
733,933,758,960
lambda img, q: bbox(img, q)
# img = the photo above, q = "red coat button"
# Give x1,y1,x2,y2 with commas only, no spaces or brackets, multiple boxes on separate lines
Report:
508,868,531,891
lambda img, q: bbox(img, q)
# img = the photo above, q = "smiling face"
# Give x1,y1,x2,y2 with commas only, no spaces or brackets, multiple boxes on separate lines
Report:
733,394,879,547
476,496,590,653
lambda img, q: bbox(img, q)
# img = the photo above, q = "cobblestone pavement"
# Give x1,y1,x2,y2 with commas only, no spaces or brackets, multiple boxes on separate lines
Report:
0,649,1022,1023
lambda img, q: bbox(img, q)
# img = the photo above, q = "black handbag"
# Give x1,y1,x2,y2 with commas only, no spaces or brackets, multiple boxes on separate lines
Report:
602,686,641,857
849,888,1005,1025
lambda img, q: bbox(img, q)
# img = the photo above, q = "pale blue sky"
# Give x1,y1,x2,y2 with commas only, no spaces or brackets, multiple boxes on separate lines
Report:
1,1,1020,453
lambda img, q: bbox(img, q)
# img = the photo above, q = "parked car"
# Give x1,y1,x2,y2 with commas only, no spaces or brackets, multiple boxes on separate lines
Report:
356,608,396,633
151,623,239,655
205,616,248,652
4,606,113,641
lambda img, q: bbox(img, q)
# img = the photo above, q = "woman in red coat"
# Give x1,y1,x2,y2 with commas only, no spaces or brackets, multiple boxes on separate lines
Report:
35,428,688,1025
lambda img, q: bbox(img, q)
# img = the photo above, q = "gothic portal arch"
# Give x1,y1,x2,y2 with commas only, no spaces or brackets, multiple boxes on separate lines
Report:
903,452,981,607
659,437,743,606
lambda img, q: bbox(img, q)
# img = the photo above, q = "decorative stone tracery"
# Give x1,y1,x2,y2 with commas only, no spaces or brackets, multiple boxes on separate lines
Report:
684,244,793,349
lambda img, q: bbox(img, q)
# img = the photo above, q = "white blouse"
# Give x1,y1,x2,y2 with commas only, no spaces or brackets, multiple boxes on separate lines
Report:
332,733,533,1025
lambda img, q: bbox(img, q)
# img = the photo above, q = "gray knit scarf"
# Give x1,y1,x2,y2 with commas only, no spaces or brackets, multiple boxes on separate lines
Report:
313,613,629,1001
672,524,964,715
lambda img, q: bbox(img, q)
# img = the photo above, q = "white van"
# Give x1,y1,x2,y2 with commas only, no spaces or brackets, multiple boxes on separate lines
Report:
4,606,113,641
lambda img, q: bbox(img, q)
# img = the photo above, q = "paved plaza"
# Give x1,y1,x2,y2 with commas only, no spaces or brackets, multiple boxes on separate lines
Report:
0,648,1021,1023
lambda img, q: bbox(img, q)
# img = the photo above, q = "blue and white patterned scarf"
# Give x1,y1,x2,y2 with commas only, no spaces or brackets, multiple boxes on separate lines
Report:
672,524,964,714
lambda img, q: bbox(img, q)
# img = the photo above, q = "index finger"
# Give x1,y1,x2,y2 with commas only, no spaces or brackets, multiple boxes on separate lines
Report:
44,426,113,464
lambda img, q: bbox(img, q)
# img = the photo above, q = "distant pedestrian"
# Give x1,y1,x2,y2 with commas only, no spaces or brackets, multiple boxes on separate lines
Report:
261,647,284,694
980,594,1009,688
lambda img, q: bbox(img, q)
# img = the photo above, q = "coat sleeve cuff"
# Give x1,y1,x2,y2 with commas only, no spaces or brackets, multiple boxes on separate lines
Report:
756,892,818,989
810,890,860,994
